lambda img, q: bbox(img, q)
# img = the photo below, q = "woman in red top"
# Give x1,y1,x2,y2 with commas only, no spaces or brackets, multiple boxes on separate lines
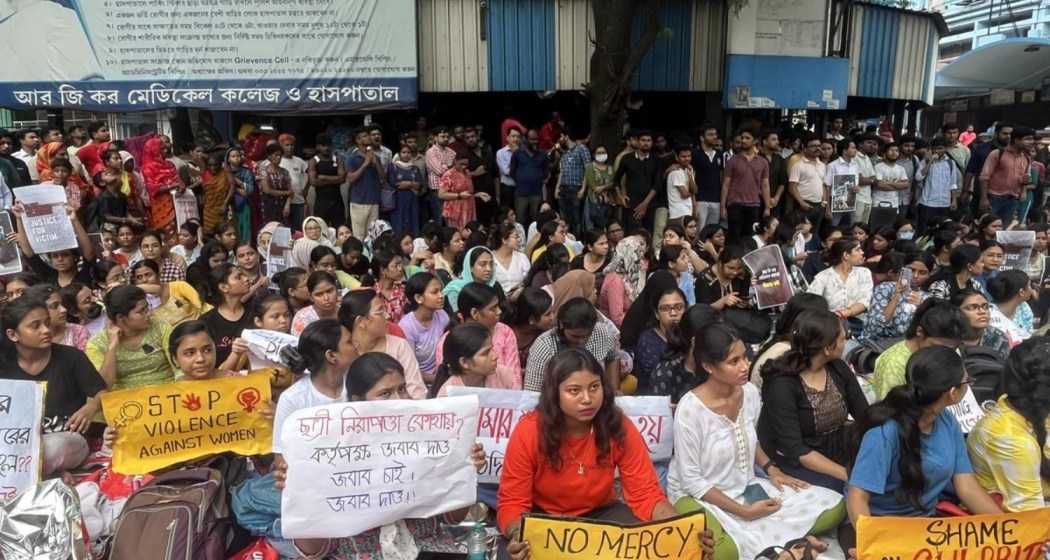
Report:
439,153,491,230
498,348,714,559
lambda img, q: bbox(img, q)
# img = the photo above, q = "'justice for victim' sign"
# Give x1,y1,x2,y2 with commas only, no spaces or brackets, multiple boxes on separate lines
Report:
101,373,273,474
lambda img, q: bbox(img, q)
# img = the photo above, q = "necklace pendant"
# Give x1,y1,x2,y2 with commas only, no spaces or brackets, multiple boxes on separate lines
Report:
577,463,585,476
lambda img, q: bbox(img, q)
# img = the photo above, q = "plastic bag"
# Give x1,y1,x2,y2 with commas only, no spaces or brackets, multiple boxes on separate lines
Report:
228,537,279,560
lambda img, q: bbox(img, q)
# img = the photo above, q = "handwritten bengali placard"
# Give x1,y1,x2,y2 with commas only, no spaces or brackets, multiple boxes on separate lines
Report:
0,381,44,500
280,395,480,538
446,387,673,484
266,227,292,278
173,190,199,231
13,185,77,254
241,329,298,370
522,512,705,560
947,389,985,434
857,509,1050,560
101,373,272,474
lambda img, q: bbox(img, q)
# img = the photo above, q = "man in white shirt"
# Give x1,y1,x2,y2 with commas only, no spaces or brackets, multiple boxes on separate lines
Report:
497,128,522,208
853,134,880,224
787,135,828,231
666,146,695,225
824,139,861,227
278,133,310,232
872,143,910,230
12,129,39,182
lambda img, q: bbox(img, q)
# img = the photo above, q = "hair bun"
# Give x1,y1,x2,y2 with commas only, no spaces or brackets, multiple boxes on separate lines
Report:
279,346,306,373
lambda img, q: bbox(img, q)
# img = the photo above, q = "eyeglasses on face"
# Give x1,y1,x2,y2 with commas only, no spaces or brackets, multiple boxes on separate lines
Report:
658,303,686,313
960,303,989,312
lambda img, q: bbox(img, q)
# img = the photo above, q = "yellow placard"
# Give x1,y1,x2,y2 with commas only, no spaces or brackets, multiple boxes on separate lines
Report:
101,373,273,474
857,508,1050,560
522,511,704,560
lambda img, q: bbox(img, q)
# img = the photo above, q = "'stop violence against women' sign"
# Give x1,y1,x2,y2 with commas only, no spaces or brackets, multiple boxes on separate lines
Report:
856,509,1050,560
101,373,273,475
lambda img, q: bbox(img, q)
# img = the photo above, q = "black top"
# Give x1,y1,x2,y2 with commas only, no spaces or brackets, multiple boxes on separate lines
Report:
0,154,31,186
757,359,869,468
802,252,829,282
27,255,94,287
98,190,129,224
694,268,750,308
0,345,106,433
467,146,497,195
691,147,724,203
200,307,255,366
613,153,661,204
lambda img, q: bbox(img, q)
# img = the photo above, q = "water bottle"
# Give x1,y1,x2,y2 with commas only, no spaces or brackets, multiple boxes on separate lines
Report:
466,521,487,560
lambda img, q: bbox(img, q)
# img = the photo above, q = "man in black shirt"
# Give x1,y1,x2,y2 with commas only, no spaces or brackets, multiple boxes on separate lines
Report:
464,127,497,224
613,130,660,232
691,125,723,229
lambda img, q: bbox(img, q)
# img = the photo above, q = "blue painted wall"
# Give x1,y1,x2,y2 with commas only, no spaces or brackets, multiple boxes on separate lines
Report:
487,0,557,91
631,0,693,91
723,55,850,109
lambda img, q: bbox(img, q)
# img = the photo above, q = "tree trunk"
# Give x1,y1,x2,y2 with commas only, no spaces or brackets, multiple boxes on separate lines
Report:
588,0,666,153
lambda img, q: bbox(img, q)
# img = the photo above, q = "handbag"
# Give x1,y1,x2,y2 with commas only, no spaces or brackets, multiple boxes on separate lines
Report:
380,183,396,212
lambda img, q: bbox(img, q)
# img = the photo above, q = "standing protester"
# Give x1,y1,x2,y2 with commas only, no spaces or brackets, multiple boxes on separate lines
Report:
914,138,960,233
721,129,772,242
871,143,910,231
347,127,386,239
426,126,456,224
0,129,32,185
693,125,723,229
666,146,696,229
13,129,39,182
760,129,787,217
980,126,1035,225
464,127,497,225
788,134,828,233
308,134,347,229
963,123,1012,214
497,127,522,209
510,130,549,226
277,134,309,231
854,134,879,225
614,130,661,233
556,129,590,236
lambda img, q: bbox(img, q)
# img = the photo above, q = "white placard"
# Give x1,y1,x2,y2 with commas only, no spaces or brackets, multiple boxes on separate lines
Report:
0,212,23,276
281,395,480,538
996,230,1035,271
267,227,292,277
241,329,298,370
947,390,985,434
173,190,199,231
447,387,673,484
13,185,76,254
0,380,44,500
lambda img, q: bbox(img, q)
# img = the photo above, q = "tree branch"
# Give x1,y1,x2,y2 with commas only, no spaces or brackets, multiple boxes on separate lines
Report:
601,0,665,112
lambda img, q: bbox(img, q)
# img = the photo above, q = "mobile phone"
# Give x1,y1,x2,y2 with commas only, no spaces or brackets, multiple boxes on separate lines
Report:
900,267,913,290
741,484,770,505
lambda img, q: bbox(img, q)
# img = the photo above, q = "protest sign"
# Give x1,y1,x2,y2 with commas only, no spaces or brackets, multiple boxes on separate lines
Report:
997,230,1036,271
447,387,673,484
13,185,76,254
0,212,22,276
947,389,985,434
241,329,298,370
266,227,292,277
101,372,273,474
0,380,44,500
280,395,481,538
856,508,1050,560
742,245,794,310
831,174,857,213
522,512,705,560
173,190,199,231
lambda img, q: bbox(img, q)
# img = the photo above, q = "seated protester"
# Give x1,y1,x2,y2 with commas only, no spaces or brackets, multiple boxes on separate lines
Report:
525,243,571,289
214,220,240,260
871,299,969,399
630,283,688,395
200,264,256,371
663,224,710,275
670,323,846,560
926,243,983,300
90,259,125,299
648,304,720,404
571,230,612,286
750,293,829,389
847,347,1001,546
862,252,930,342
695,224,726,264
923,227,959,273
85,285,175,390
290,271,341,336
11,202,96,288
3,271,40,301
59,282,106,337
974,239,1005,293
113,224,143,268
599,235,648,327
430,322,496,397
969,338,1050,511
987,269,1036,348
97,166,137,230
277,267,310,314
433,226,466,284
620,270,679,354
129,259,166,309
696,244,771,344
444,246,498,314
490,222,532,298
510,287,555,369
339,236,370,280
524,297,620,392
185,240,228,299
279,352,487,559
529,219,570,263
364,249,409,322
338,289,427,399
0,296,105,474
398,272,451,384
139,229,186,283
308,245,359,290
171,221,201,267
233,242,271,299
807,239,873,326
759,309,870,492
219,293,295,376
24,284,90,351
801,225,843,282
499,348,715,559
164,321,247,380
864,227,895,264
656,243,696,306
442,283,521,390
749,214,780,250
950,289,1009,359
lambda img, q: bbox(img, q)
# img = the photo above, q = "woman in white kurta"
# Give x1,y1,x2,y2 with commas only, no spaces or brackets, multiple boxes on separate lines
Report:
667,323,846,560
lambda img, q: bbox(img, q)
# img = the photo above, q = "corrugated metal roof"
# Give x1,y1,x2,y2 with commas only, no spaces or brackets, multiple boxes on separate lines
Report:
488,0,557,91
632,0,693,91
554,0,594,91
849,2,941,103
417,0,489,92
689,0,724,92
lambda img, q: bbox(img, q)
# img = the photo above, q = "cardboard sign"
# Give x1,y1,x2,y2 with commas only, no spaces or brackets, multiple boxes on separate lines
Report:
856,509,1050,560
522,512,705,560
947,389,986,434
241,329,298,370
0,381,44,500
997,230,1035,271
446,387,673,484
267,226,292,277
0,211,22,276
101,373,273,474
173,190,199,231
831,173,858,213
280,395,481,538
742,245,795,310
13,185,77,254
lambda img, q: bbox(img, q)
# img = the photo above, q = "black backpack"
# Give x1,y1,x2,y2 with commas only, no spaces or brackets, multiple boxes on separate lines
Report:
960,345,1005,406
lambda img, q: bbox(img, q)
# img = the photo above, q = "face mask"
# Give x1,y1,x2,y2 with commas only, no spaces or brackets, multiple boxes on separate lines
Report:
84,302,103,320
595,154,608,163
898,231,914,240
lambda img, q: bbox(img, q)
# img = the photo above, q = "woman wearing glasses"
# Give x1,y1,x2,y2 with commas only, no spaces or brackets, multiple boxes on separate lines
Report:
951,289,1009,359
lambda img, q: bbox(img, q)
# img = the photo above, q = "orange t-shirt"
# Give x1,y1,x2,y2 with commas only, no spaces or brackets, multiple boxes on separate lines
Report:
496,411,666,532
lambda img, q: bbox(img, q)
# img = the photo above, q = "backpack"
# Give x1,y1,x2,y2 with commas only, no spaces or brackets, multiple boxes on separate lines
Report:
107,467,230,560
960,345,1005,406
